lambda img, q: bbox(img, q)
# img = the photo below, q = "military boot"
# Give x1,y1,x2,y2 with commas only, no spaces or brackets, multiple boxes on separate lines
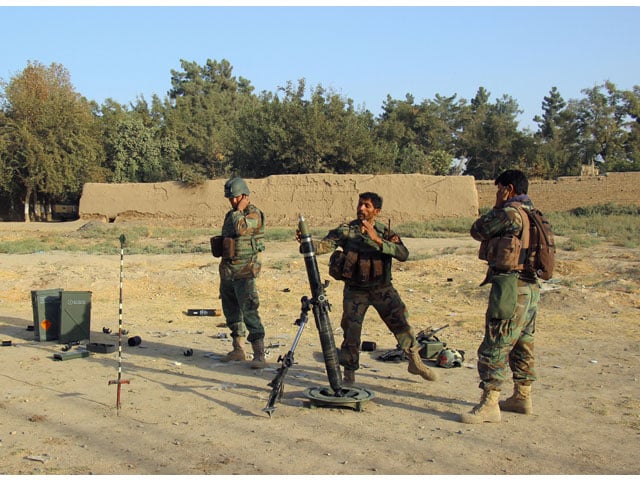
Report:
499,383,533,414
342,369,355,387
405,346,438,381
459,389,501,424
221,336,246,362
250,339,267,369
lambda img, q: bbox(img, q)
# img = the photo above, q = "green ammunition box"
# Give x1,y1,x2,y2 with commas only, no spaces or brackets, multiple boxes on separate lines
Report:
53,350,90,361
31,288,63,342
419,341,446,359
58,291,92,344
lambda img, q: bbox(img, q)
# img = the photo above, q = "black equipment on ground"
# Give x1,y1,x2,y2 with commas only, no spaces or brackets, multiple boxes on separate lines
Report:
263,296,311,416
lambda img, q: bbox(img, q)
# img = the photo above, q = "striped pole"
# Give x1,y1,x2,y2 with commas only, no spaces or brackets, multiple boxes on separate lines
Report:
109,234,130,413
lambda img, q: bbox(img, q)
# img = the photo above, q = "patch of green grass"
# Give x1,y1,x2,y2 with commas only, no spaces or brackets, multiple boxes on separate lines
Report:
406,252,434,261
0,238,50,254
548,205,640,249
1,203,638,254
561,234,601,251
395,217,475,238
264,227,298,242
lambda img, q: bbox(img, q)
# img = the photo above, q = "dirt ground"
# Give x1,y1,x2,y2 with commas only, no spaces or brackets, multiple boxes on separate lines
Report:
0,220,639,475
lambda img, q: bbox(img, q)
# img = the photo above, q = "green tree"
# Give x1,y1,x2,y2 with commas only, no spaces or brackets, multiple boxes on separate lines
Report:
561,82,633,174
0,61,103,221
532,87,572,178
621,85,640,170
164,58,255,182
534,86,567,141
375,93,463,174
99,97,179,183
232,79,392,176
460,88,524,179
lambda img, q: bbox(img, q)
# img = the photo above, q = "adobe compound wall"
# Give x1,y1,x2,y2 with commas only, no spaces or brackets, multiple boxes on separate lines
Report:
475,172,640,212
79,174,479,227
79,172,640,227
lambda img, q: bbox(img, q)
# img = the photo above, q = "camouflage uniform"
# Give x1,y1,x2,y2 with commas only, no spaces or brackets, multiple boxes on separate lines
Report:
219,203,266,343
313,219,420,371
470,196,540,391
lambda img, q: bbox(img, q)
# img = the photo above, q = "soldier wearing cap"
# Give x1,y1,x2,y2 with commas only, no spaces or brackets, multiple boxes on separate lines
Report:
216,177,267,368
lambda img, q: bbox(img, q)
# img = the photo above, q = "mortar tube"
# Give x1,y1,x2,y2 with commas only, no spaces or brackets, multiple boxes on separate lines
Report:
298,215,343,395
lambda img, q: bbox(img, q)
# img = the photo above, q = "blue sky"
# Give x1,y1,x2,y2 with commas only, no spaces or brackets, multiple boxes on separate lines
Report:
1,4,639,131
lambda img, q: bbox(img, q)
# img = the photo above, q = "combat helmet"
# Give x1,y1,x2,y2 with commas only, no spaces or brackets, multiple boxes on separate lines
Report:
436,348,465,368
224,177,250,198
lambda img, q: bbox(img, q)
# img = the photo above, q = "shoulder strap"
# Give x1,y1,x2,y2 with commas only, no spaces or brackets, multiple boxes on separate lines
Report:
512,204,530,270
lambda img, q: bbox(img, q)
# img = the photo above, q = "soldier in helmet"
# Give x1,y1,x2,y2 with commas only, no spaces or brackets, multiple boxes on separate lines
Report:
217,177,267,368
297,191,438,386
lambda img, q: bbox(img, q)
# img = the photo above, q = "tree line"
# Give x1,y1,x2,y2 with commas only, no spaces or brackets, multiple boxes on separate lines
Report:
1,58,638,221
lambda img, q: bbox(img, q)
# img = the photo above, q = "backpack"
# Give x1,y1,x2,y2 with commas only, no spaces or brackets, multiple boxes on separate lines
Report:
520,207,556,280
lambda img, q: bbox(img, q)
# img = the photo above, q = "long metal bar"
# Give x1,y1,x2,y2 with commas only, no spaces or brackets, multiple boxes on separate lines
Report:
108,234,130,412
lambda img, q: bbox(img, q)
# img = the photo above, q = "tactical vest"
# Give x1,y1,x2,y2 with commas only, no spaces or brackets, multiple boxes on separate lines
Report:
478,205,530,273
219,204,265,280
339,220,392,286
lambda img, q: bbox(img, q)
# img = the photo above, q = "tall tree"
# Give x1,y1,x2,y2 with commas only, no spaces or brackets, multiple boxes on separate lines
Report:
164,58,255,182
534,86,567,141
460,88,524,179
0,61,103,221
620,85,640,170
99,97,179,183
564,82,631,174
375,93,464,174
531,87,572,178
232,79,392,177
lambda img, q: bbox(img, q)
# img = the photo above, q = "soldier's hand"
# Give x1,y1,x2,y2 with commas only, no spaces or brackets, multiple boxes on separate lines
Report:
295,229,302,243
237,195,250,212
361,220,382,246
495,184,512,208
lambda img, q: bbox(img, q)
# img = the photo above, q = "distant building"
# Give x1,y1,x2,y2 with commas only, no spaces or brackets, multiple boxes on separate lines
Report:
580,163,600,176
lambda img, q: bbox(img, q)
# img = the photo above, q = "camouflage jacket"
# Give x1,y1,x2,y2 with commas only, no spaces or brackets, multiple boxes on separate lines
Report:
219,203,265,280
314,219,408,287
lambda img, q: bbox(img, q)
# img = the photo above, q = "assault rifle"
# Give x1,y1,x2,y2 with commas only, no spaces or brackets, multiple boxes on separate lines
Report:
416,324,449,343
263,296,311,417
416,324,449,360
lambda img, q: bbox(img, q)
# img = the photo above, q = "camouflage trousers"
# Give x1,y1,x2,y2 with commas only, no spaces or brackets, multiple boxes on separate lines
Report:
477,277,540,391
339,283,416,371
219,277,265,343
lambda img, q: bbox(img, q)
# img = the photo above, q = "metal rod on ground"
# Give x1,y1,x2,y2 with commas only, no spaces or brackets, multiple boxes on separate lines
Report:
108,234,130,413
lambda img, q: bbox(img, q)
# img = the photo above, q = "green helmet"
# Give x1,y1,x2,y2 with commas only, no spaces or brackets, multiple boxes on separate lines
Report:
224,177,250,198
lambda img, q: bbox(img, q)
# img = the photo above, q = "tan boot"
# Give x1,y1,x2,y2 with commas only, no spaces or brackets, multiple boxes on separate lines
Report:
459,389,502,424
342,369,355,387
405,346,438,381
250,339,267,369
499,383,533,414
221,337,246,362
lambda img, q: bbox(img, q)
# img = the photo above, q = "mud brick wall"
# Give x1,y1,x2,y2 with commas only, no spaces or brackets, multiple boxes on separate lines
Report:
79,173,479,227
475,172,640,213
